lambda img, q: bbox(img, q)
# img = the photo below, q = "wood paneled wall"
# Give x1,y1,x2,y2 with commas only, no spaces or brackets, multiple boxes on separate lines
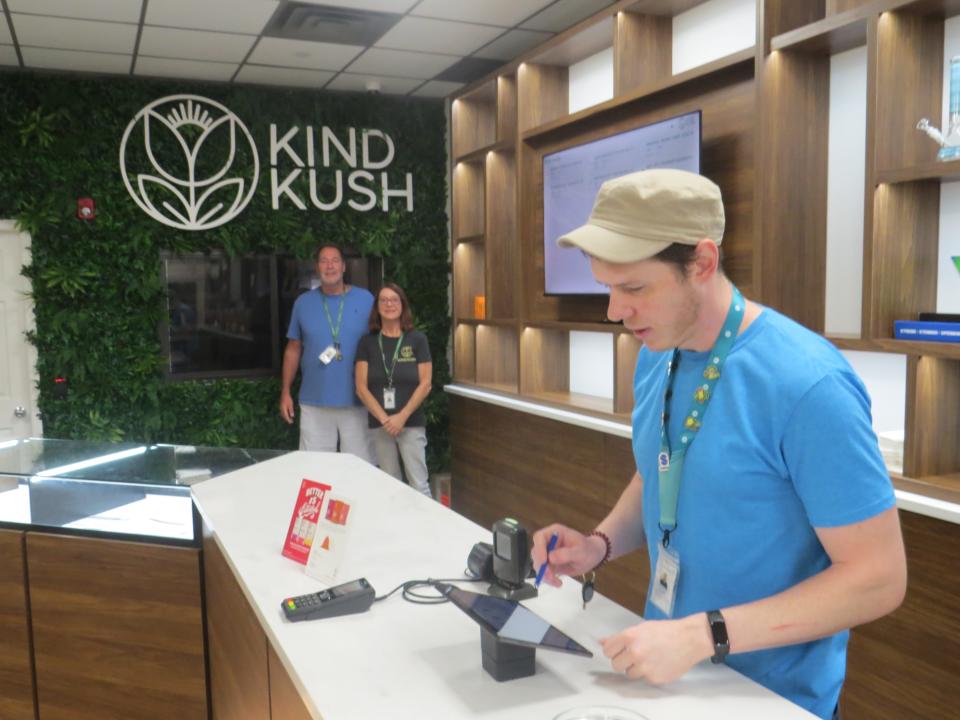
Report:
0,530,35,720
449,395,960,719
26,532,207,720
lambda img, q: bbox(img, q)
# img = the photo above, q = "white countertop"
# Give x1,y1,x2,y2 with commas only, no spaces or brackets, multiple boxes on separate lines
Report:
192,451,815,720
445,384,960,526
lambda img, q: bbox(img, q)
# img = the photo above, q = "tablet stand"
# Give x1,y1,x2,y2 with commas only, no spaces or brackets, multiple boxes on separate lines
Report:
480,627,536,681
488,579,537,601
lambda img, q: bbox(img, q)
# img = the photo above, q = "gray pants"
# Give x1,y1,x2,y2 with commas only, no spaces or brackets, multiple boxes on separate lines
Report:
299,405,374,464
370,426,430,497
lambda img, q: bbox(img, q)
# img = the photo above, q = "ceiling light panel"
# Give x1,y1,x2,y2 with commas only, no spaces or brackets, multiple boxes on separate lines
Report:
376,17,504,55
138,27,257,64
412,0,553,28
146,0,280,35
21,47,131,74
11,14,138,54
6,0,143,24
134,56,238,82
248,37,363,71
348,47,459,79
325,72,420,95
265,2,401,46
235,64,336,88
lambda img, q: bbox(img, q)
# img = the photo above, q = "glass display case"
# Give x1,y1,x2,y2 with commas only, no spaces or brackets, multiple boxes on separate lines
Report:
0,438,286,543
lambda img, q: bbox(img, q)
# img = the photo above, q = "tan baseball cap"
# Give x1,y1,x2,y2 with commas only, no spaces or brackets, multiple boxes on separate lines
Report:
557,168,725,263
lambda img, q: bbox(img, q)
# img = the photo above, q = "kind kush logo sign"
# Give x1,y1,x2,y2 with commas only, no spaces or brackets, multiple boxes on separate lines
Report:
119,95,260,231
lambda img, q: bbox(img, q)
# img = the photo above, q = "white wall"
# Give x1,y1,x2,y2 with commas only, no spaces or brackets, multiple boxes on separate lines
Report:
569,331,614,399
939,17,960,313
568,46,614,114
841,350,906,436
672,0,756,74
825,47,867,336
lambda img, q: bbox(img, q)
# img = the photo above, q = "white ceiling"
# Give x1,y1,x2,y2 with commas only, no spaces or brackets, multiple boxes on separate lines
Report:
0,0,616,98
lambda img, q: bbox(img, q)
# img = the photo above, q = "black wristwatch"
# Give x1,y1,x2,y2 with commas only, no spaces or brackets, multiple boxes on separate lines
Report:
707,609,729,664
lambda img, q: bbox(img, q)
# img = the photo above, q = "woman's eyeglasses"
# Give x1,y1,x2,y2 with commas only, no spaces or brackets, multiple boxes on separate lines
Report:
379,297,401,306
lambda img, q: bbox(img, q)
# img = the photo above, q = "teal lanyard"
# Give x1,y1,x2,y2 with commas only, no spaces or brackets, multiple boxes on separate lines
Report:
378,332,405,389
321,289,347,348
657,285,745,548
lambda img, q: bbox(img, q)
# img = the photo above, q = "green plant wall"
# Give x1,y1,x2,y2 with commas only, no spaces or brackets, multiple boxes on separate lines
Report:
0,72,451,469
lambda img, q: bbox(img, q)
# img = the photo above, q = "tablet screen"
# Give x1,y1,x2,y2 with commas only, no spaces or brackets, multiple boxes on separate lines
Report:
438,584,593,657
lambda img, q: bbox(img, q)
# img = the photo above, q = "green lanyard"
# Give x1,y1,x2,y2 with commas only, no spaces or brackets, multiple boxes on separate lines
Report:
657,285,745,548
321,289,348,349
378,332,405,389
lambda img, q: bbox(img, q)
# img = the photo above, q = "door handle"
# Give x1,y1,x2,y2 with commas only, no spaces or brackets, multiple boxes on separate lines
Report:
14,406,26,418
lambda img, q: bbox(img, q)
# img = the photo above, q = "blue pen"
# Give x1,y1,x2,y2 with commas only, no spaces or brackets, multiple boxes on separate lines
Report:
534,533,559,588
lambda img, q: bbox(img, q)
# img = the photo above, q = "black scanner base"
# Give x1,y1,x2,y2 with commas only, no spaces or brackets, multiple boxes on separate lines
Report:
480,627,535,681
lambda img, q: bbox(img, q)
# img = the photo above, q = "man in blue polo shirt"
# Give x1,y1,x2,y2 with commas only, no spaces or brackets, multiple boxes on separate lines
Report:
280,244,374,462
531,169,907,719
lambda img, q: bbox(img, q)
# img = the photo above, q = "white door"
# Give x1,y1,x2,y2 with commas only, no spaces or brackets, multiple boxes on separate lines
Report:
0,220,41,439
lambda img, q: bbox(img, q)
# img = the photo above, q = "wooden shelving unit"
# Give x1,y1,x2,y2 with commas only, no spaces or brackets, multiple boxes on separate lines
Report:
450,0,960,470
449,2,960,716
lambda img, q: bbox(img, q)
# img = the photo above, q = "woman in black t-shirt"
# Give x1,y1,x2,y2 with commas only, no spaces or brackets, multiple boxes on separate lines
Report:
355,283,433,496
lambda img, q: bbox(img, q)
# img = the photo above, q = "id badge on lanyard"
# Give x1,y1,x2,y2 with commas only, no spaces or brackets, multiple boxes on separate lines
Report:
383,387,396,410
653,286,744,617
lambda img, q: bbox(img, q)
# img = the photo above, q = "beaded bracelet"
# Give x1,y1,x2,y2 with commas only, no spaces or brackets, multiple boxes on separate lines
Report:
587,530,612,570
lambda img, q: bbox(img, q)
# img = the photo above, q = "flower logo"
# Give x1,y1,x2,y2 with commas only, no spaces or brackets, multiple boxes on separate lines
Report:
119,94,259,231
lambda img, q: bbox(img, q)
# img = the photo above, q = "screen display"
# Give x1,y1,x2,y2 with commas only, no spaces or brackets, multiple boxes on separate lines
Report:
542,110,702,295
439,584,592,657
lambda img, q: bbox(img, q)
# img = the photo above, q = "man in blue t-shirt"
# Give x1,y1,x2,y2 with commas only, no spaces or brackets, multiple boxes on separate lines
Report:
280,244,374,462
531,169,906,719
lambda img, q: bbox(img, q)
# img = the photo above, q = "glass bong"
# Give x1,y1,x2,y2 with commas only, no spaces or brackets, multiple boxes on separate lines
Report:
917,55,960,161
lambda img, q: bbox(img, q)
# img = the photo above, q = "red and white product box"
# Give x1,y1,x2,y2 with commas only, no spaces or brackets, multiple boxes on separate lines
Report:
281,478,333,565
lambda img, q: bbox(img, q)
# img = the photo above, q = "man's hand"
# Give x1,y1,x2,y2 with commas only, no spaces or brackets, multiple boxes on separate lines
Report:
600,614,713,685
279,391,295,424
530,524,607,588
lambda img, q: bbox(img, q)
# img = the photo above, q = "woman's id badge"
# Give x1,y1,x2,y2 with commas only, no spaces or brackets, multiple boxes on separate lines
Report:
383,387,396,410
319,345,337,365
649,545,680,617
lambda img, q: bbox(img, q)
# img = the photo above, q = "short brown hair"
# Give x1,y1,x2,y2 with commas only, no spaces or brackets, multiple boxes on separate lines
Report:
369,282,415,333
315,243,344,263
653,242,724,277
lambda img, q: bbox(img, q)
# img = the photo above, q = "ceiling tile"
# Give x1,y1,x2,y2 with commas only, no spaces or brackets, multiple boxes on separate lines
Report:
11,14,137,54
473,28,553,60
0,15,11,44
235,64,335,88
434,57,503,84
325,72,420,95
520,0,614,33
139,26,256,64
6,0,142,24
297,0,418,11
135,56,238,82
248,37,363,71
21,47,130,74
412,0,553,28
0,46,20,67
347,47,458,79
146,0,279,35
375,17,503,55
410,80,463,98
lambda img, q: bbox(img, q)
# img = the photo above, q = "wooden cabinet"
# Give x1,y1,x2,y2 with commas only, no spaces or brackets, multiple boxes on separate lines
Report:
26,533,207,720
0,530,34,720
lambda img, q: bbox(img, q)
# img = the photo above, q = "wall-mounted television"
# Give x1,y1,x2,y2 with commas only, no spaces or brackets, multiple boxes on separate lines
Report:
543,110,702,295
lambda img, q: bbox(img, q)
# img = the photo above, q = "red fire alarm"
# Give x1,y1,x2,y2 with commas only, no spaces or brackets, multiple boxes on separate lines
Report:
77,197,96,220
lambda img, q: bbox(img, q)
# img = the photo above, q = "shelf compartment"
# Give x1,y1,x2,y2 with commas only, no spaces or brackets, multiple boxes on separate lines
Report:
770,4,873,54
452,161,484,241
457,318,516,327
876,158,960,183
497,74,517,142
455,139,514,165
453,233,484,245
453,242,485,320
878,0,960,19
524,390,615,416
904,355,960,477
525,319,632,335
485,150,517,320
521,47,754,141
454,324,476,383
476,325,518,393
520,327,570,397
451,79,497,159
615,334,642,415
